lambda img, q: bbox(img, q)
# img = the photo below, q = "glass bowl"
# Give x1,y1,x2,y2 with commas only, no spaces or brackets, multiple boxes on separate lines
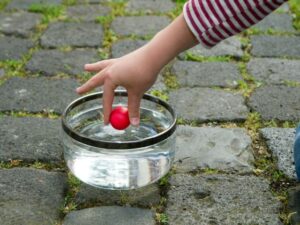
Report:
61,90,176,190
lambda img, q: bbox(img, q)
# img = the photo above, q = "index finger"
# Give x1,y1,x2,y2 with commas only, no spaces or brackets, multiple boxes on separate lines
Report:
76,72,105,94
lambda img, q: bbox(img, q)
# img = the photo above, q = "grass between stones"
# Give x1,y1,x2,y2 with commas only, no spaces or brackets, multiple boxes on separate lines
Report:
289,0,300,30
162,63,180,90
61,172,80,215
236,62,258,98
0,45,41,82
184,52,233,62
0,60,24,84
62,0,77,6
0,0,9,10
245,27,298,36
164,72,180,90
0,160,65,170
155,170,174,225
27,0,81,23
149,90,169,102
156,212,169,225
28,4,65,24
0,111,60,119
284,80,300,87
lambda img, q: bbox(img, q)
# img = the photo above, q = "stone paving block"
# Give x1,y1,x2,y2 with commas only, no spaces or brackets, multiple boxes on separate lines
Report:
171,61,241,88
0,12,42,38
0,77,79,114
63,206,155,225
260,128,296,179
169,87,249,122
77,0,108,3
75,183,160,208
276,2,290,13
111,16,170,36
66,5,110,22
0,68,4,77
247,58,300,85
166,174,283,225
40,22,103,48
0,116,63,163
5,0,62,10
174,126,254,173
26,49,98,76
0,35,34,61
248,86,300,121
287,185,300,225
149,75,167,92
254,13,295,32
0,168,68,225
251,35,300,58
111,39,148,58
126,0,175,13
180,36,243,59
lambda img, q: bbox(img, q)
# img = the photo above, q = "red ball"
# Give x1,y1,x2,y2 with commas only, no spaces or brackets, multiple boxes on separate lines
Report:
109,106,130,130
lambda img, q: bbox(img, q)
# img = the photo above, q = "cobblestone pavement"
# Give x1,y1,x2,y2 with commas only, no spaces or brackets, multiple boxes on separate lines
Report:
0,0,299,225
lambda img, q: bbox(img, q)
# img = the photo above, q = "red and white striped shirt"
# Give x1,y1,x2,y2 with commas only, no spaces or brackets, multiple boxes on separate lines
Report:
183,0,288,48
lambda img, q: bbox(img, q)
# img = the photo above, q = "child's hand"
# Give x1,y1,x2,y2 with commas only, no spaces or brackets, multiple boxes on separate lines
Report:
76,46,160,126
76,14,197,126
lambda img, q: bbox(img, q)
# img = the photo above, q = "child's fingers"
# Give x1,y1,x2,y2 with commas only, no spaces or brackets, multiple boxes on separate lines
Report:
84,60,114,72
103,81,116,125
127,91,141,126
76,72,105,94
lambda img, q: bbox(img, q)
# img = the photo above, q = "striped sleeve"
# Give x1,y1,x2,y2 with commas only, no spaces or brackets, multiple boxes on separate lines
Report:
183,0,288,48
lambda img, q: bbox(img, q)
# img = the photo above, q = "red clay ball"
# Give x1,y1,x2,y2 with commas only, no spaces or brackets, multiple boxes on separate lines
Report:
109,106,130,130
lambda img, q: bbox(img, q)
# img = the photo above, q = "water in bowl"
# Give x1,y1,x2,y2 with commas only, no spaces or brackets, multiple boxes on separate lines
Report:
63,107,175,190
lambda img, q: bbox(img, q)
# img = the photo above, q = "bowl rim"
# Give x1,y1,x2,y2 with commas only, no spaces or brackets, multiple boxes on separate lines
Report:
61,90,177,149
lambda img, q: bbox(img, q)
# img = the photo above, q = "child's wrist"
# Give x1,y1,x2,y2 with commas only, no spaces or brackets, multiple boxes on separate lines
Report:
143,14,198,71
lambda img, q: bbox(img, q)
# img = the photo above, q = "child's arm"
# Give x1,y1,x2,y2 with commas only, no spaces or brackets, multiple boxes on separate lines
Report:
77,0,287,126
